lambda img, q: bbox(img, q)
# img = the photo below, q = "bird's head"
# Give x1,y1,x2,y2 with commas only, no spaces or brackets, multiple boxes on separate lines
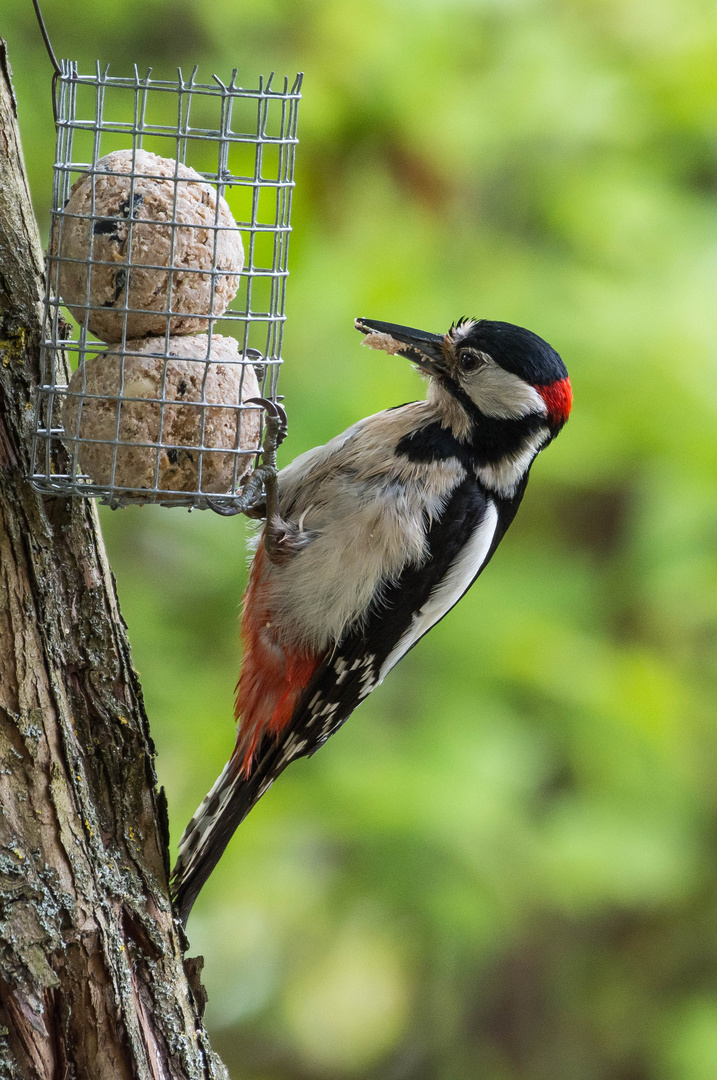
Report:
355,316,572,437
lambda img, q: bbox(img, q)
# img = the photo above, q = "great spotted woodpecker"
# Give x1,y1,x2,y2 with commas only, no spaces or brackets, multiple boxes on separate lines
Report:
171,316,572,924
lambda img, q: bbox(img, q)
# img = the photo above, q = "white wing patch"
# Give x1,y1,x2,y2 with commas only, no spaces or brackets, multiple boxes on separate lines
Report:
378,500,500,683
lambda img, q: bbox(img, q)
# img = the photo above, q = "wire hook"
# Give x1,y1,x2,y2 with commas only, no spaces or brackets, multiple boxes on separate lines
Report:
32,0,61,121
32,0,60,74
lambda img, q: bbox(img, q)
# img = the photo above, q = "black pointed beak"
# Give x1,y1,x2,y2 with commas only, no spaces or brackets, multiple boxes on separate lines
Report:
355,318,448,375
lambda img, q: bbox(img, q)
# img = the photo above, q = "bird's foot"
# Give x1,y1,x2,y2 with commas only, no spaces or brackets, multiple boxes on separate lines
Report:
247,398,289,561
207,399,288,543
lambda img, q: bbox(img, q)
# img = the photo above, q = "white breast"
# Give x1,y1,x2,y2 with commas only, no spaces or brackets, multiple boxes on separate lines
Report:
377,499,500,684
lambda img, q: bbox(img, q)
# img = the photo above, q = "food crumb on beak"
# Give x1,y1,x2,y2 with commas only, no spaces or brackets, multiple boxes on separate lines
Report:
361,331,406,355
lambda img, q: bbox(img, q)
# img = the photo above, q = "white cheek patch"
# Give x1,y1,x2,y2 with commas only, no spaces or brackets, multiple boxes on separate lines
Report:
465,362,547,420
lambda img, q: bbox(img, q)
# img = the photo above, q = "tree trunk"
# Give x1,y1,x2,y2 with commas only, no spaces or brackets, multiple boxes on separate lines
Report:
0,39,228,1080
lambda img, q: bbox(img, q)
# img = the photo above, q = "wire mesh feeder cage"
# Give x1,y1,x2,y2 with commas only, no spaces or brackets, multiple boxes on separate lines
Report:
30,60,302,510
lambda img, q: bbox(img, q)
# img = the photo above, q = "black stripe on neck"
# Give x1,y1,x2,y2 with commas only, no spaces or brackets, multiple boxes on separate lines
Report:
396,409,548,469
447,384,548,465
395,422,475,469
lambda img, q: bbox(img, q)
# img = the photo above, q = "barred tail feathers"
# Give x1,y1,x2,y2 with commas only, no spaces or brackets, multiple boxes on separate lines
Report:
171,757,244,925
172,750,290,924
170,726,310,925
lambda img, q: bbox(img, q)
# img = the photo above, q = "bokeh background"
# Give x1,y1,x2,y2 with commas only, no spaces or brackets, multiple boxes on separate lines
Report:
6,0,717,1076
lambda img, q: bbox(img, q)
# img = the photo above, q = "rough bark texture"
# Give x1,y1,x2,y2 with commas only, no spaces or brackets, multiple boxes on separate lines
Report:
0,39,228,1080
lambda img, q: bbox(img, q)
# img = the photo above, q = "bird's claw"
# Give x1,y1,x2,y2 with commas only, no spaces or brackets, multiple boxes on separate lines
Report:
207,398,287,522
206,498,242,517
245,397,288,450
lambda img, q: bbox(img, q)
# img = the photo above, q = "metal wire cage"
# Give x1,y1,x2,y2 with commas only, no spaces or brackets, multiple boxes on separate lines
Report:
29,61,302,510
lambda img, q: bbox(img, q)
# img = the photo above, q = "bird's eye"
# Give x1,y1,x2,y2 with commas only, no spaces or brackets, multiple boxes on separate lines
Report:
458,349,486,372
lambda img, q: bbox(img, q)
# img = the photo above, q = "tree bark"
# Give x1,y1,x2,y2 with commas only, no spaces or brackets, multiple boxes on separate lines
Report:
0,39,228,1080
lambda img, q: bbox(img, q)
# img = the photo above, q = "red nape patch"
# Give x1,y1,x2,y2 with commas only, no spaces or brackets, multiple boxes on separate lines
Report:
535,377,572,424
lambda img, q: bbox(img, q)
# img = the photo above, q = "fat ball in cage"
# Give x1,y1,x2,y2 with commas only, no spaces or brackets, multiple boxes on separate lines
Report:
30,59,302,511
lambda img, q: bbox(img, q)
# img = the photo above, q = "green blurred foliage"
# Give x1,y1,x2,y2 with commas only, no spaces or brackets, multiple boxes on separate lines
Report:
5,0,717,1075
